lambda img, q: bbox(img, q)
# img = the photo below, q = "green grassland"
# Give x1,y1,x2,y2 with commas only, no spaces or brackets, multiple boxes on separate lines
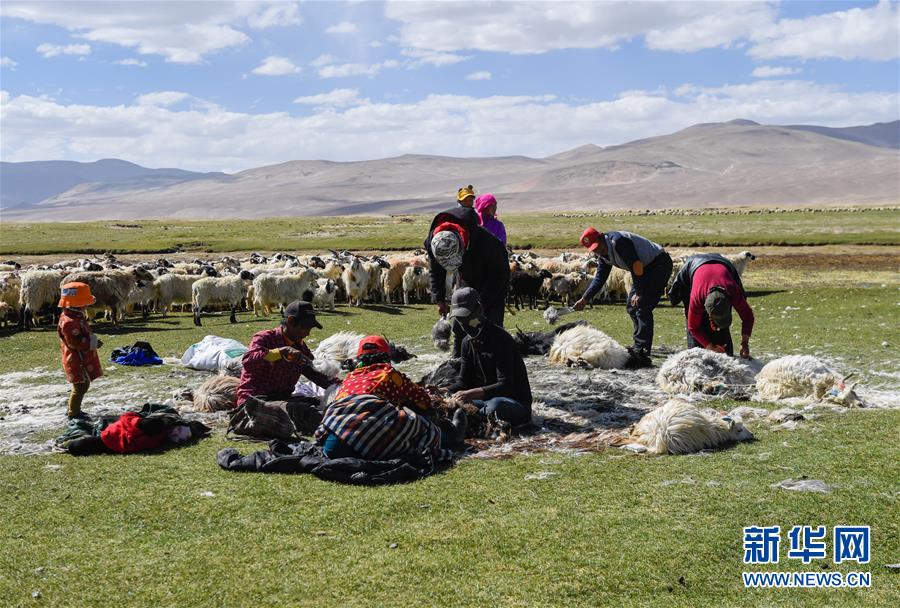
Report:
2,207,898,255
0,210,898,607
1,282,898,606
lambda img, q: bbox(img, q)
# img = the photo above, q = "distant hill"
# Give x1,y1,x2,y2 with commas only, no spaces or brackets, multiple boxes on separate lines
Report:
0,159,230,209
784,120,900,150
2,120,897,221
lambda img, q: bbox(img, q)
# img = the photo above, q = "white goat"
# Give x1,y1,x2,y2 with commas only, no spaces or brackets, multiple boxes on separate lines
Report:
656,348,758,395
627,399,754,455
548,324,630,369
0,273,21,326
60,267,155,325
755,355,860,406
402,266,430,304
313,278,337,311
342,257,368,307
18,269,67,327
727,251,756,277
252,268,318,316
153,274,197,316
192,274,247,326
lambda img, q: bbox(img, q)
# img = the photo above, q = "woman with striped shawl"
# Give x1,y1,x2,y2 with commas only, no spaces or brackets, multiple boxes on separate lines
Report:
315,336,466,461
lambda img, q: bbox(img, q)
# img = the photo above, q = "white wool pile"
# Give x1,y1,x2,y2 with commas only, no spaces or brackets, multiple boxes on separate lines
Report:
755,355,859,405
313,331,364,363
547,324,629,369
656,348,757,395
192,375,239,412
312,356,342,379
629,399,754,455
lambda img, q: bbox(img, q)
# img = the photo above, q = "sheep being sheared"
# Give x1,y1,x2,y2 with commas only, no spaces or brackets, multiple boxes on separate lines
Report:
313,331,416,372
515,320,587,356
547,324,630,369
656,348,757,395
192,375,240,412
625,399,754,455
755,355,860,406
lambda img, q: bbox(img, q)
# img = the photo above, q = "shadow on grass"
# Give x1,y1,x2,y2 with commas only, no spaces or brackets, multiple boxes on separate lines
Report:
745,289,787,297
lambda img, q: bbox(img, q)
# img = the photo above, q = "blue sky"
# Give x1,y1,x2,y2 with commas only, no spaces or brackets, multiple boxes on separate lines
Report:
1,1,897,172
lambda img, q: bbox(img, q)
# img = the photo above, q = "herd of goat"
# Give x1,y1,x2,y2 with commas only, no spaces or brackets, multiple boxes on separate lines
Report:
0,248,755,328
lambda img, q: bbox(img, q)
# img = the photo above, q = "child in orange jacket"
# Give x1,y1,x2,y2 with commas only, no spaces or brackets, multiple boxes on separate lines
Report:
57,282,103,418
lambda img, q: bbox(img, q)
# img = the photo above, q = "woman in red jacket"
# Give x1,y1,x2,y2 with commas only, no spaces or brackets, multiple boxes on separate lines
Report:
57,282,103,418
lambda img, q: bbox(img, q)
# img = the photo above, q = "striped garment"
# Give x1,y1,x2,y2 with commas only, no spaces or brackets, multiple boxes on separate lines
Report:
316,394,453,462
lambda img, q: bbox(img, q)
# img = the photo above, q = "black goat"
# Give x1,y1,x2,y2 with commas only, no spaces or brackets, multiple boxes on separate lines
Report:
509,269,552,310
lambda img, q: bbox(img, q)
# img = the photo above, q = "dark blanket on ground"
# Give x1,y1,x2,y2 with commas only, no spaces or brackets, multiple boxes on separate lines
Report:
217,439,453,485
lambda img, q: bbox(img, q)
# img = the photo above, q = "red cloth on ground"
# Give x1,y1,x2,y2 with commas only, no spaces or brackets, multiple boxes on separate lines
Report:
100,412,167,454
687,263,755,347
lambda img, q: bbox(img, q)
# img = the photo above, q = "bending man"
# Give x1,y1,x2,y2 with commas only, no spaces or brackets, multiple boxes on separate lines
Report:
668,253,755,358
573,227,673,368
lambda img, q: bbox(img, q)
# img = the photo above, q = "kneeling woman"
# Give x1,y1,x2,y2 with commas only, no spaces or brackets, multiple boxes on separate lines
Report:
315,336,465,461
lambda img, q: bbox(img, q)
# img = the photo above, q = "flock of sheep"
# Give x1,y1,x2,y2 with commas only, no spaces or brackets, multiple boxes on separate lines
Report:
0,248,756,329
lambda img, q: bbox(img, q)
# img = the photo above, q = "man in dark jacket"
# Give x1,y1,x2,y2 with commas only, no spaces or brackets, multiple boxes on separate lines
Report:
446,287,532,426
425,198,510,356
668,253,755,358
573,227,673,367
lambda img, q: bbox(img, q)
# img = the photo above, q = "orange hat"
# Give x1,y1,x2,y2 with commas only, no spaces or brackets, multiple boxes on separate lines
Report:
59,282,96,308
357,335,390,358
580,227,603,252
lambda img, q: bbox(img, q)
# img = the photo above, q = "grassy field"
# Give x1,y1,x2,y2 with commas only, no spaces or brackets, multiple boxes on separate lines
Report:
1,207,898,255
1,283,898,606
0,210,898,606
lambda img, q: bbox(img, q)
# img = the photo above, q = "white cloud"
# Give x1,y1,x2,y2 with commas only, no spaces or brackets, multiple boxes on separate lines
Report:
246,2,302,29
466,71,492,81
2,1,301,63
385,1,774,54
115,58,148,67
36,43,91,58
749,0,899,61
310,54,337,67
0,56,17,69
137,91,191,107
252,56,301,76
2,82,896,171
369,40,383,48
401,48,469,67
293,88,366,107
752,66,801,78
325,21,358,35
317,60,399,79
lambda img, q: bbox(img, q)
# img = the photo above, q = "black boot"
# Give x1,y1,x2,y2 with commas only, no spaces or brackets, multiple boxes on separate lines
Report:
625,346,654,369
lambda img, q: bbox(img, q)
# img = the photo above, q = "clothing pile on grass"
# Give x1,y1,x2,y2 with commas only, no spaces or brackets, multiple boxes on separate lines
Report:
55,403,211,455
109,341,163,366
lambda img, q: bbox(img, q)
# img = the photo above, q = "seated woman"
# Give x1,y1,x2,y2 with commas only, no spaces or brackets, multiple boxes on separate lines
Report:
315,336,466,460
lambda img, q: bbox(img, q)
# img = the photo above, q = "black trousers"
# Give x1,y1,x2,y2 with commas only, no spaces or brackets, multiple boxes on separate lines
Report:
684,307,734,355
625,252,673,353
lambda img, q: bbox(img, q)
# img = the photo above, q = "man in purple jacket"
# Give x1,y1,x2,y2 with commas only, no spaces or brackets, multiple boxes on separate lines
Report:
236,300,339,407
